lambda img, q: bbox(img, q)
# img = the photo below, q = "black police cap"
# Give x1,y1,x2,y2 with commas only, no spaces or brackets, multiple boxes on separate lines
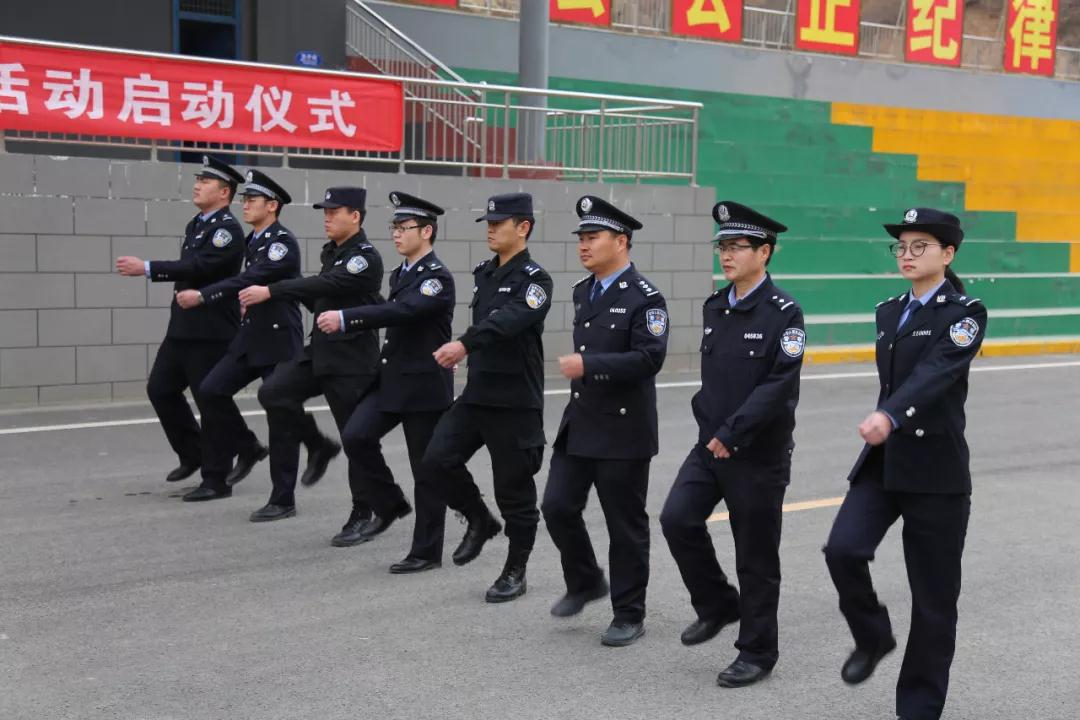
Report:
314,187,367,211
195,155,244,187
884,207,964,248
712,201,788,243
571,195,643,236
475,192,534,222
389,191,444,221
239,169,292,206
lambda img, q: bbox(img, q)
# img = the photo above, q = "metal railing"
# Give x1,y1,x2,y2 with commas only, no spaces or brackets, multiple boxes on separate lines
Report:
743,7,794,49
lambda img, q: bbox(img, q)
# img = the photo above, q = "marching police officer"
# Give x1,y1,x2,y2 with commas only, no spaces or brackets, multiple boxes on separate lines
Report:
115,155,255,487
238,187,383,540
660,201,805,687
172,170,304,502
824,209,985,720
425,192,552,603
316,192,472,568
542,196,668,647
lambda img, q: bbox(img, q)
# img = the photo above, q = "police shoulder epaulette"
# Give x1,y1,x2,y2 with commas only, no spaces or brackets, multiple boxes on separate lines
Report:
359,243,374,251
522,262,542,276
770,294,797,311
222,213,233,222
276,229,289,236
635,277,660,297
875,296,896,309
427,260,443,270
950,293,983,307
572,274,591,288
473,259,489,273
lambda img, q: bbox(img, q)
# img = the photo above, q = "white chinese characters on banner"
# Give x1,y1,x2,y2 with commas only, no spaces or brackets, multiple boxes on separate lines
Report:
308,90,357,137
118,72,170,126
181,80,234,129
0,62,30,115
244,84,297,133
43,68,104,120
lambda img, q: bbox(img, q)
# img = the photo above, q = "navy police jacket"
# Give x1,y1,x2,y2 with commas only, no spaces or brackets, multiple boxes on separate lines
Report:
849,282,987,495
555,265,668,459
692,274,805,467
459,249,552,411
341,252,455,413
198,221,303,368
268,230,383,378
148,206,244,341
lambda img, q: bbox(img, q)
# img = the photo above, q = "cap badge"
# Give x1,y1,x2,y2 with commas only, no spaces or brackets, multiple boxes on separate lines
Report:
580,197,593,213
904,209,918,223
488,200,496,212
716,204,730,222
390,193,400,206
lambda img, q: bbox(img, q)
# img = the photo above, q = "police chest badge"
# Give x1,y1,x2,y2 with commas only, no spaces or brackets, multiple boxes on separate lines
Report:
420,278,443,297
212,228,233,248
267,242,288,261
525,283,547,309
781,328,806,357
949,317,979,347
646,308,668,336
346,255,368,274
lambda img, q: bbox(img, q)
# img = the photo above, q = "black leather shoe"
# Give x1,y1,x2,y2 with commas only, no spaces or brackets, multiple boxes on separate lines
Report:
485,563,526,603
389,556,441,574
182,486,232,502
249,503,296,522
550,578,609,617
600,620,645,647
300,437,341,487
680,605,742,646
166,463,200,483
331,510,372,547
226,443,268,486
452,508,502,566
841,636,898,684
357,501,412,542
717,660,771,688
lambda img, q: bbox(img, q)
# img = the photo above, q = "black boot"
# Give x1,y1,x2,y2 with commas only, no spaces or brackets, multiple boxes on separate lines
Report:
485,558,527,603
452,503,502,566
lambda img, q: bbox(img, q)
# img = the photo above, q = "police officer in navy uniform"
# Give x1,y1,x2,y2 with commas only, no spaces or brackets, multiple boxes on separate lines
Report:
316,192,471,567
115,155,252,486
425,193,552,603
542,196,668,647
239,187,382,538
823,209,986,720
173,170,304,502
660,201,805,688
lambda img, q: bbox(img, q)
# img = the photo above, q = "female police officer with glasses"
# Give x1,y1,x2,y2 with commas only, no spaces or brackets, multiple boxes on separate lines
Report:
823,208,987,720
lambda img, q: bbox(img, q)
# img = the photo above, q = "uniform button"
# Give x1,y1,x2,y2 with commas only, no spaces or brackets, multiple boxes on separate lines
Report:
915,428,925,438
584,322,590,328
724,309,730,315
272,323,279,329
610,324,615,329
579,345,585,351
734,446,739,452
749,350,755,356
381,358,387,365
888,343,893,350
573,392,579,399
619,408,626,415
906,406,915,417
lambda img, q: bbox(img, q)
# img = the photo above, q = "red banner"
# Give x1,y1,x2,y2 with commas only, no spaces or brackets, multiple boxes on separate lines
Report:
906,0,963,66
550,0,612,26
795,0,860,55
1004,0,1058,76
0,40,404,152
672,0,743,42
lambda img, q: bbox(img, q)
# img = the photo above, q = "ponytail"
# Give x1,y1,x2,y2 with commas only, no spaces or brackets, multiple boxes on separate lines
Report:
945,266,964,293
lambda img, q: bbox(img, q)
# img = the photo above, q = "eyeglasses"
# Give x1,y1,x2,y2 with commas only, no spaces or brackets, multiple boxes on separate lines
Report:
889,241,942,258
389,224,421,235
714,243,756,255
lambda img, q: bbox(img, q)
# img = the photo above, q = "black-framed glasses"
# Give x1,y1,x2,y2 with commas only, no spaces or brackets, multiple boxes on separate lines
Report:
389,224,422,235
714,243,756,255
890,241,942,258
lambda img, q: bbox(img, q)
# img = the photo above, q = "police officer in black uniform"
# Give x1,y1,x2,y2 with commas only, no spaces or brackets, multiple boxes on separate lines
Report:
660,201,805,688
115,155,253,486
425,192,552,603
542,196,668,647
173,170,304,502
317,192,471,567
239,187,382,538
823,209,985,720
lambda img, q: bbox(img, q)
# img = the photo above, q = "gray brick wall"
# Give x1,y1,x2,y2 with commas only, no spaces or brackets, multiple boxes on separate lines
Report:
0,151,714,407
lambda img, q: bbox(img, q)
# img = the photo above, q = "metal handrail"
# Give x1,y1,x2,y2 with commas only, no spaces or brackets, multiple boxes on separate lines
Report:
347,0,470,86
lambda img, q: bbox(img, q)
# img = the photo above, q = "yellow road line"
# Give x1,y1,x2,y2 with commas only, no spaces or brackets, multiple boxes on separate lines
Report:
708,496,845,523
806,338,1080,365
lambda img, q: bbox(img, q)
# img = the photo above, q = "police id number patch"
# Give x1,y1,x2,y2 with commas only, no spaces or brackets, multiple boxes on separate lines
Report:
949,317,979,347
267,242,288,261
646,308,668,336
346,255,369,274
525,283,547,309
781,328,806,357
420,278,443,297
212,228,233,248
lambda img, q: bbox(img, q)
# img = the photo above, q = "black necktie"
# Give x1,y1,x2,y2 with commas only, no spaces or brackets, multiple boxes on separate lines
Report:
590,281,603,305
899,299,922,331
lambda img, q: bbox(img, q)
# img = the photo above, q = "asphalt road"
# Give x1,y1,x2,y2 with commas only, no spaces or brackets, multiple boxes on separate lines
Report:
1,356,1078,720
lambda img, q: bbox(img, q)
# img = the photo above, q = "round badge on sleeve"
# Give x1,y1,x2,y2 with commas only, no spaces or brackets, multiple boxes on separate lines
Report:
420,278,443,297
781,328,806,357
949,317,979,347
346,255,369,274
268,242,288,261
212,228,233,248
525,283,547,309
646,308,668,336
